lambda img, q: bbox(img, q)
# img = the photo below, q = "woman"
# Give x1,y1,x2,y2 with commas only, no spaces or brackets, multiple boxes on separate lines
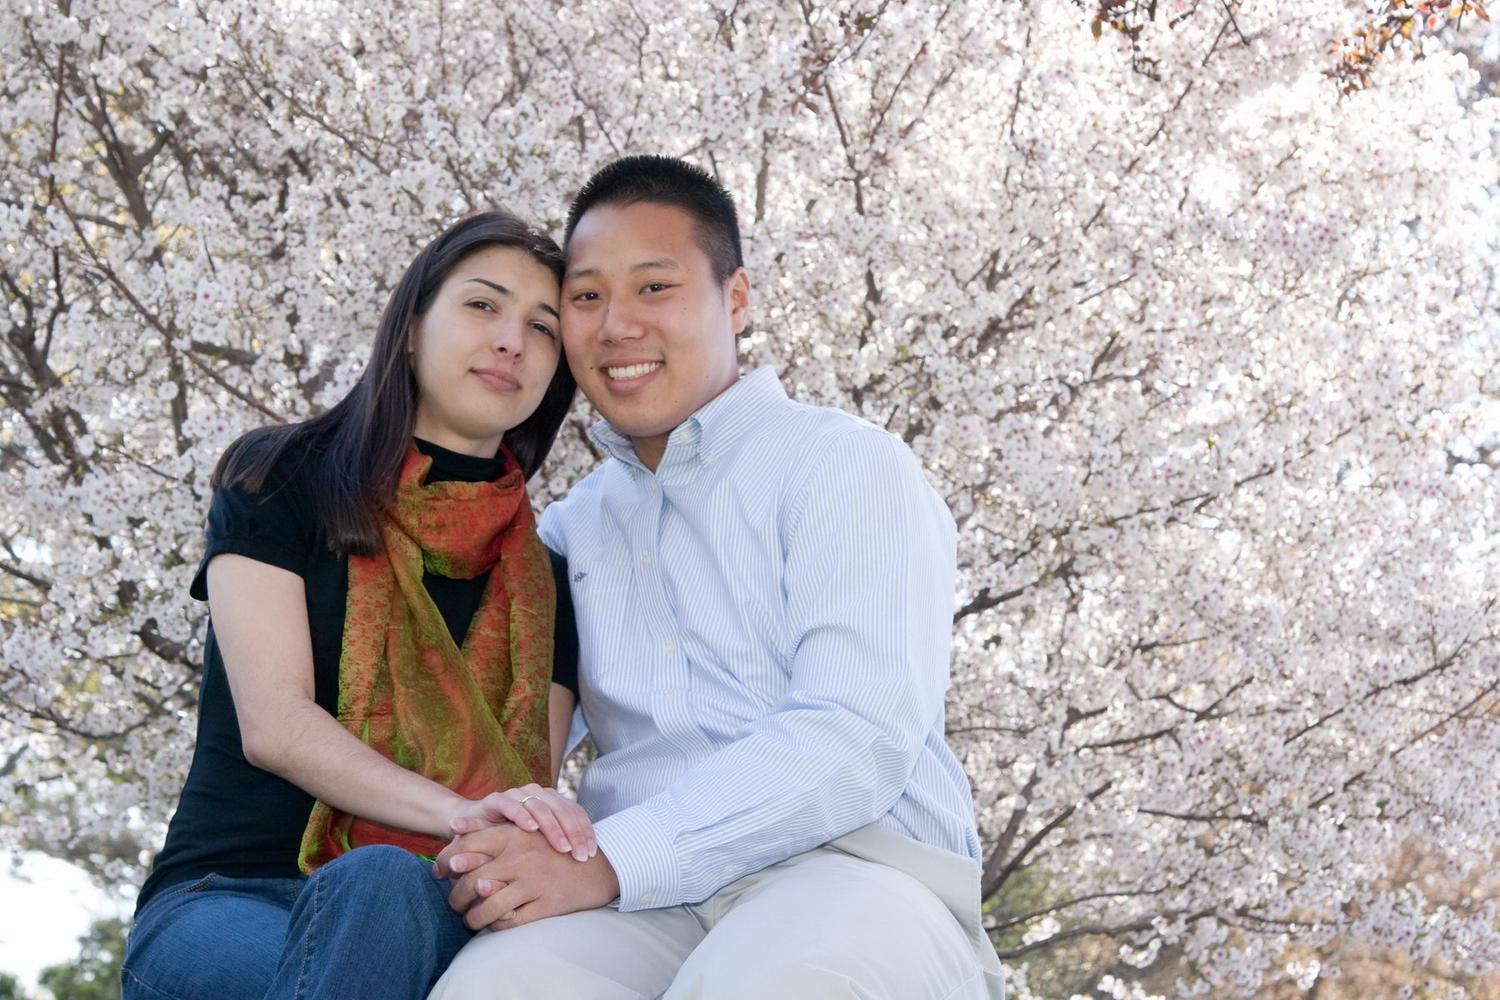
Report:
122,211,592,1000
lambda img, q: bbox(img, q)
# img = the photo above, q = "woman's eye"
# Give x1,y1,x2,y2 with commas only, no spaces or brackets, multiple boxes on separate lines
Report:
467,300,496,312
643,282,671,294
570,291,599,303
531,322,557,338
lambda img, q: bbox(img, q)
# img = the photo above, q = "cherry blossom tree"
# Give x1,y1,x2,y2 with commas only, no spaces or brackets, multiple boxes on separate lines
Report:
3,1,1497,995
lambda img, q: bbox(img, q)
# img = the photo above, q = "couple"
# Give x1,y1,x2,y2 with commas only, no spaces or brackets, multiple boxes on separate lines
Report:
122,156,1004,1000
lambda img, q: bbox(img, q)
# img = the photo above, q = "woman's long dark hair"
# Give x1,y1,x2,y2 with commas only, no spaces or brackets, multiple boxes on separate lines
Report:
212,210,576,557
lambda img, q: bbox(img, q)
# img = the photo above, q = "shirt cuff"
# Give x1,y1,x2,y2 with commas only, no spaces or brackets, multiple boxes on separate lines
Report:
591,803,680,911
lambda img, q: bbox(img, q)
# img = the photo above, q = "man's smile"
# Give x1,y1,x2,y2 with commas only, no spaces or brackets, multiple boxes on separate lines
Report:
603,361,664,381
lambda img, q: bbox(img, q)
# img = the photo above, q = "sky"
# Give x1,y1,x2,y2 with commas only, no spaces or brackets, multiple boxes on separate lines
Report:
0,853,129,992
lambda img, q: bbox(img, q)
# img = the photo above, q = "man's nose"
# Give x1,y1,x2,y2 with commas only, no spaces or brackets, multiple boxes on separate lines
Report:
598,300,644,344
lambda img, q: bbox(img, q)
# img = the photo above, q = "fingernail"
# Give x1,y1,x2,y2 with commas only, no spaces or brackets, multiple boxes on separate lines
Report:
588,847,597,860
573,848,588,862
525,821,538,831
477,879,494,894
559,840,571,851
451,857,468,873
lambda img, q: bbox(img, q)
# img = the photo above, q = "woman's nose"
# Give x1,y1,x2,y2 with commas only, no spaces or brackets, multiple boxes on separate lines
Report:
492,318,525,355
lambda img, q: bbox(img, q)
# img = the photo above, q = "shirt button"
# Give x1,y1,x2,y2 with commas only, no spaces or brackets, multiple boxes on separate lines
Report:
640,553,652,568
722,864,738,878
662,641,675,656
642,892,655,904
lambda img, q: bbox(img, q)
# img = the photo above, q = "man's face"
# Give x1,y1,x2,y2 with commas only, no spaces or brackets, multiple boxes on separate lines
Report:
561,201,749,470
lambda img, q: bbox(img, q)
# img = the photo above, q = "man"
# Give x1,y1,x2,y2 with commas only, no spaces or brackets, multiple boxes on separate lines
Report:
429,156,1004,999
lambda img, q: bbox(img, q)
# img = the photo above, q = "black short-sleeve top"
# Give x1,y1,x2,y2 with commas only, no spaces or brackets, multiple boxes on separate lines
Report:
137,436,578,911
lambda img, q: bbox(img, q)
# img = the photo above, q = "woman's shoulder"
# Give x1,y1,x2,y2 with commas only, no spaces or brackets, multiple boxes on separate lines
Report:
192,429,329,600
214,424,329,501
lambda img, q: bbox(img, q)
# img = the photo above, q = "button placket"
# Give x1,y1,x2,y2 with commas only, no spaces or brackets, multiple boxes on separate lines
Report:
632,481,680,728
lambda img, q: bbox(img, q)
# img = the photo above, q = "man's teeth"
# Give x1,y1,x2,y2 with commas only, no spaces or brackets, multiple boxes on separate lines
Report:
605,362,662,380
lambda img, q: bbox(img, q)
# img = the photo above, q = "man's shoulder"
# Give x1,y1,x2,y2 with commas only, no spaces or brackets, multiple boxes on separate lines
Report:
765,396,919,484
537,459,621,546
758,392,897,460
768,397,950,533
553,460,616,505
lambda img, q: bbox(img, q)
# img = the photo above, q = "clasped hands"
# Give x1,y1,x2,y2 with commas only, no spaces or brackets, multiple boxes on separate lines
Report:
435,783,620,931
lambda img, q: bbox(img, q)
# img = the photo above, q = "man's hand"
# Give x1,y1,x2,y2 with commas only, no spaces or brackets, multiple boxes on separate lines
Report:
449,785,597,862
435,823,621,931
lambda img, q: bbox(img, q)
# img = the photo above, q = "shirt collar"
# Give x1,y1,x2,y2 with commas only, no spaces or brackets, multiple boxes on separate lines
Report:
588,367,786,473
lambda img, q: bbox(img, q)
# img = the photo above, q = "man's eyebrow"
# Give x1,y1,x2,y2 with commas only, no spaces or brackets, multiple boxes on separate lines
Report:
537,303,559,320
564,259,682,281
631,258,680,272
464,278,513,297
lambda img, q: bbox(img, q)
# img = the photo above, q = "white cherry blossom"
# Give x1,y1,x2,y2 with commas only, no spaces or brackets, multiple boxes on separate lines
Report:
2,2,1497,995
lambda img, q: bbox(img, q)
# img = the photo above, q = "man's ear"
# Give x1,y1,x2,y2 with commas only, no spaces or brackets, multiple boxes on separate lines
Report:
726,267,752,336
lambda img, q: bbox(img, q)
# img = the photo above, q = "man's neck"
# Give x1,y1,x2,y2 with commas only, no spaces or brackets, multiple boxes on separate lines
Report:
632,434,668,472
627,367,742,472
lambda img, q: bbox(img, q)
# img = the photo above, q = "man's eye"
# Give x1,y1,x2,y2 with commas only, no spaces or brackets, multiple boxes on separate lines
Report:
643,283,671,294
570,291,599,303
531,322,557,338
467,300,496,311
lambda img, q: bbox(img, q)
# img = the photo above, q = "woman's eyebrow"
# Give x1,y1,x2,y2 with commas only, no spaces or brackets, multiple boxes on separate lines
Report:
463,277,556,318
464,278,513,297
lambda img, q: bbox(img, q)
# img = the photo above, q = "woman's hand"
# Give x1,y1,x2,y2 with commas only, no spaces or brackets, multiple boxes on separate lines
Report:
450,784,596,863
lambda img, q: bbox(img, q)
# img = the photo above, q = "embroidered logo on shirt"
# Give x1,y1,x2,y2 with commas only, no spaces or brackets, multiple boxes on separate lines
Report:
572,570,588,583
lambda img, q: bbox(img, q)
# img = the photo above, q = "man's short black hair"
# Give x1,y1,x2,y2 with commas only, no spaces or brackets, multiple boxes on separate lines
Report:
565,155,744,283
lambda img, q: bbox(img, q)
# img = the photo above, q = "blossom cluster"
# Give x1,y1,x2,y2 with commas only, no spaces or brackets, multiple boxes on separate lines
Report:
2,1,1496,994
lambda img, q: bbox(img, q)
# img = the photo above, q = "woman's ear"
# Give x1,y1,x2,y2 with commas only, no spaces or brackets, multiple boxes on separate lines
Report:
405,320,421,368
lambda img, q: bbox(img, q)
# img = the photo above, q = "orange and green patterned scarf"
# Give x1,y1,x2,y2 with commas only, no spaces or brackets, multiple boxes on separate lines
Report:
299,443,554,872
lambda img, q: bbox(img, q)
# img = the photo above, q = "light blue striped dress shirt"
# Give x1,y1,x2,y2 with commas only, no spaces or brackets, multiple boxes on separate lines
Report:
539,367,982,911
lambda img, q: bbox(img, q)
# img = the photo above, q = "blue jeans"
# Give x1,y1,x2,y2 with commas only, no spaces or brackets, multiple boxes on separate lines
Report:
122,845,472,1000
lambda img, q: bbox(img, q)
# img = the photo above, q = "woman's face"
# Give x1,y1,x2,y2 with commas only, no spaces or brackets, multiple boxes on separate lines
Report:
410,245,562,458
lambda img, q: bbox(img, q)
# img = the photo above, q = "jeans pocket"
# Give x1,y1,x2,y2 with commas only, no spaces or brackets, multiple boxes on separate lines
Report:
180,872,219,893
124,872,288,1000
140,873,219,915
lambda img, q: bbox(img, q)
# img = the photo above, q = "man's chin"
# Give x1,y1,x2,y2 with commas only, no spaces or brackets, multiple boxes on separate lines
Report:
607,421,674,441
586,401,665,434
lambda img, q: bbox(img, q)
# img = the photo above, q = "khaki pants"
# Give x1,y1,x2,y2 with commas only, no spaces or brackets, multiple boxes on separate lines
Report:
428,826,1005,1000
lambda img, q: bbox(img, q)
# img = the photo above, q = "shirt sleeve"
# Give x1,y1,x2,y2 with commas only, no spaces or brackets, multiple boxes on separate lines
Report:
537,501,565,556
548,548,580,697
188,457,317,601
590,428,957,909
